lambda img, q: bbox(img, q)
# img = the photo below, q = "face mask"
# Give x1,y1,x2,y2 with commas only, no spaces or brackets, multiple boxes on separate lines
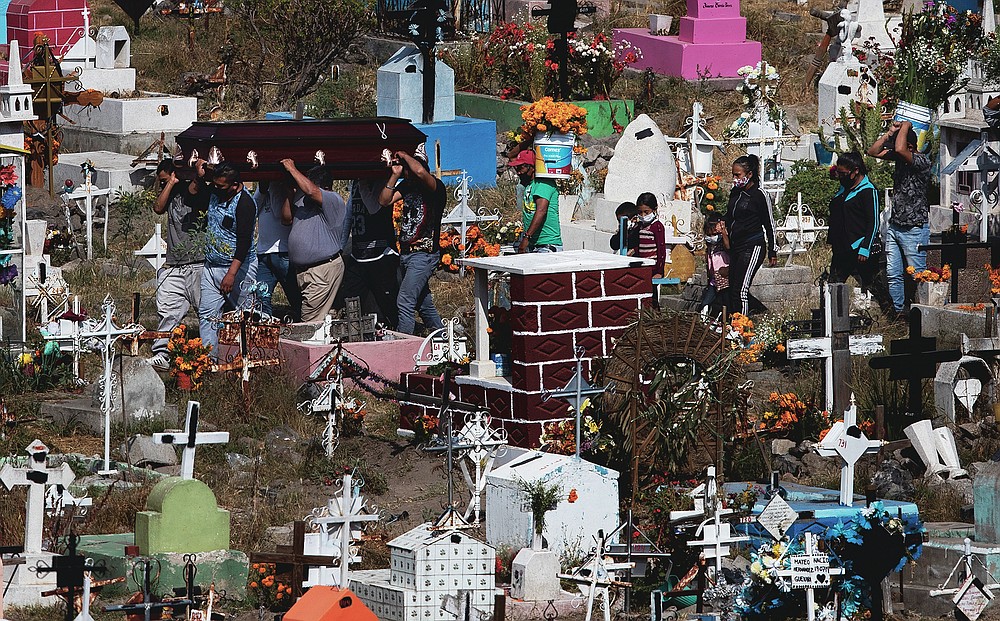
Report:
838,172,855,185
640,213,657,223
733,176,750,189
705,234,721,245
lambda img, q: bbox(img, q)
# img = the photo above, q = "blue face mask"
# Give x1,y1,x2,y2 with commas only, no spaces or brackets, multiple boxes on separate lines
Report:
705,234,721,245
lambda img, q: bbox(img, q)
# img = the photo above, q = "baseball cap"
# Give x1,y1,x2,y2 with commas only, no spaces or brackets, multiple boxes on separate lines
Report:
509,150,535,168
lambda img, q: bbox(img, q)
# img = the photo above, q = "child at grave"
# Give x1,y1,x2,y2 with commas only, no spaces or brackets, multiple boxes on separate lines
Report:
700,214,730,317
609,201,640,255
724,154,777,316
377,144,446,335
147,160,208,370
635,193,666,277
827,151,893,315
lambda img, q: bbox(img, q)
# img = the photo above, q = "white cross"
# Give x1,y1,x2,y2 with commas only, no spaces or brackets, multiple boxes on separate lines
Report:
60,166,111,261
75,572,95,621
669,466,749,575
814,395,884,506
771,532,845,621
558,532,633,621
153,401,230,480
776,192,828,262
73,296,144,474
29,273,72,327
413,317,467,369
931,537,1000,621
0,440,75,554
308,473,379,588
455,411,507,525
133,223,166,271
441,172,499,258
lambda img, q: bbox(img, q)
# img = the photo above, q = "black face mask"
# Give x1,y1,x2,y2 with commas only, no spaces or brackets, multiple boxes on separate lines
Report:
838,172,855,185
211,185,231,199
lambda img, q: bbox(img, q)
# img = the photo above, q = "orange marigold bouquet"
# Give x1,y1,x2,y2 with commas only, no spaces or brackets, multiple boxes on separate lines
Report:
906,264,952,283
167,324,212,387
439,225,501,273
516,97,588,141
986,263,1000,295
248,563,293,611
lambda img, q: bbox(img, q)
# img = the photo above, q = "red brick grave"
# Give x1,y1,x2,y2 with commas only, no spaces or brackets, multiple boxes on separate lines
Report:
398,250,653,447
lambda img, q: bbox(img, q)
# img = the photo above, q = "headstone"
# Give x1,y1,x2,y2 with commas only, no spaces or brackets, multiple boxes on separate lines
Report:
135,476,231,555
850,0,894,51
0,40,36,150
510,548,560,601
124,434,178,468
376,46,455,124
93,356,165,416
603,114,683,234
817,8,878,132
94,26,129,69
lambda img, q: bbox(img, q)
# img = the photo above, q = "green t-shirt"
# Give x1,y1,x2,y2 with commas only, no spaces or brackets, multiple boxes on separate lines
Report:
521,178,562,246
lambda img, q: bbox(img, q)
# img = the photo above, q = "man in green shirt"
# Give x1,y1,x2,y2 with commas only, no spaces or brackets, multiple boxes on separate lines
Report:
510,150,562,253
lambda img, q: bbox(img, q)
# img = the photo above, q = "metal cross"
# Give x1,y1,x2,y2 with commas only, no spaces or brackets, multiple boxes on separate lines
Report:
558,530,633,621
153,401,229,480
814,395,884,506
383,0,453,123
931,537,1000,621
103,558,190,621
544,345,605,459
0,439,75,554
454,411,507,524
918,208,998,304
35,533,108,621
307,473,380,588
776,192,827,263
413,316,467,369
530,0,597,100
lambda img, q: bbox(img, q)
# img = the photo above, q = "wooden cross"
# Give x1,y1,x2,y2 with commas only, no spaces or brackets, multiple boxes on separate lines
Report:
918,207,998,303
868,309,962,416
786,282,883,413
531,0,597,100
124,292,171,356
153,401,229,480
383,0,453,124
35,533,108,621
249,521,339,600
0,439,75,554
309,473,380,588
814,396,883,506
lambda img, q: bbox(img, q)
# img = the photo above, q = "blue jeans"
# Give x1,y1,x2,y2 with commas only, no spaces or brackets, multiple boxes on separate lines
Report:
885,222,929,312
199,257,258,360
397,251,444,335
257,252,301,321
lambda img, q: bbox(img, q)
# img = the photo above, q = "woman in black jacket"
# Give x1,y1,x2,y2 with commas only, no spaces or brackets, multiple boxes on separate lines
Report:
828,151,892,313
723,154,777,316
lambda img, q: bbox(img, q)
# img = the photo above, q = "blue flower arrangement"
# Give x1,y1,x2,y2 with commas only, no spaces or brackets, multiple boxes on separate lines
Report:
1,184,21,211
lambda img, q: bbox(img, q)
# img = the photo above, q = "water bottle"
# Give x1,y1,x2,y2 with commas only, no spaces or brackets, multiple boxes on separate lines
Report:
493,354,505,376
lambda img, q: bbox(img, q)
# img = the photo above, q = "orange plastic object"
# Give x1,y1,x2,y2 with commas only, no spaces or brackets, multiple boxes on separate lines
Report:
284,587,378,621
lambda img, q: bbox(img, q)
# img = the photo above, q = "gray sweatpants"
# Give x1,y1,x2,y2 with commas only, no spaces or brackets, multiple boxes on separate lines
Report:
153,263,203,355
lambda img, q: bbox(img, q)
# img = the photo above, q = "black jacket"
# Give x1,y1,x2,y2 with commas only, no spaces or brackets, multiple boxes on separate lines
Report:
828,176,880,258
724,186,777,259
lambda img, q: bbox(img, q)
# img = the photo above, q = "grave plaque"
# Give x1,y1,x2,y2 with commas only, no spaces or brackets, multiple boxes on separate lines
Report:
756,494,798,541
788,553,832,589
955,575,993,621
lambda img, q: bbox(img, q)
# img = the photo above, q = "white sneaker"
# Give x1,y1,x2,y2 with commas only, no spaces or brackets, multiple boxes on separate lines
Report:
146,353,170,370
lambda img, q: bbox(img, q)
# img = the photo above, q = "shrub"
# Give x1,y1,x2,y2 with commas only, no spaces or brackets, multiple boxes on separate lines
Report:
778,160,840,221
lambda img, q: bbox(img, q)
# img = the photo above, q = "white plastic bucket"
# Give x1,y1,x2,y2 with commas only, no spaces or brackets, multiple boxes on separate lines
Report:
893,101,933,153
533,131,575,179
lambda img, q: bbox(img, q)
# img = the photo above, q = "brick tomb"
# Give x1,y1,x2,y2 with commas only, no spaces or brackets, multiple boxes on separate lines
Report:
8,0,88,55
398,250,653,447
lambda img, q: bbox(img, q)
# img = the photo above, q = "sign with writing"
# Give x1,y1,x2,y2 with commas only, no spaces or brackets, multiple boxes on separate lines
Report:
954,575,993,621
686,0,741,18
788,553,832,589
757,494,798,540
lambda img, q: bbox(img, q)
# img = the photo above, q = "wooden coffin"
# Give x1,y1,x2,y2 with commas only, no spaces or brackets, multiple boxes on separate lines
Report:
173,118,427,181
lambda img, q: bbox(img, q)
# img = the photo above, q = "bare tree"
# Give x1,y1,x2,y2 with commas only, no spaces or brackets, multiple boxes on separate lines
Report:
226,0,372,115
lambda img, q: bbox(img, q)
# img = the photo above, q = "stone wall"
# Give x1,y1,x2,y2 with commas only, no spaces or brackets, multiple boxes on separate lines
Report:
664,264,817,314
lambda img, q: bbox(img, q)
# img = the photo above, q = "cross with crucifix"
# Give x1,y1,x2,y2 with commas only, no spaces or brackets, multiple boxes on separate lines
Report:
153,401,229,480
103,558,191,621
249,520,339,600
35,532,108,621
72,295,144,474
383,0,453,124
785,282,883,413
868,309,962,416
531,0,597,100
918,212,999,304
307,473,380,588
0,440,76,554
814,395,884,506
544,345,605,459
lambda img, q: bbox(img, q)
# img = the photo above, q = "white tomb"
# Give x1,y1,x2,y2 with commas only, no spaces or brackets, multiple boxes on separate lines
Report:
376,46,455,123
64,25,136,93
485,448,620,556
350,524,496,621
817,8,878,132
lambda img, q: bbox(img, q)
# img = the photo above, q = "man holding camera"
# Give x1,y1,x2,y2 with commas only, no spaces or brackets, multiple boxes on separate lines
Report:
867,120,932,316
378,145,445,335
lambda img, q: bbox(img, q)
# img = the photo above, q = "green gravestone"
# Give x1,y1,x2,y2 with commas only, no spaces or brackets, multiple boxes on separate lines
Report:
135,477,230,554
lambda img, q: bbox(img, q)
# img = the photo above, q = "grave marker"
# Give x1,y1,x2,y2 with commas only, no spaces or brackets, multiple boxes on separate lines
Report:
152,401,229,480
307,473,380,588
103,558,190,621
544,345,604,460
869,309,962,416
250,521,338,600
530,0,597,100
558,530,633,621
756,494,798,541
930,538,1000,621
382,0,453,123
918,207,997,303
772,532,845,621
34,533,107,621
0,440,75,554
814,395,883,506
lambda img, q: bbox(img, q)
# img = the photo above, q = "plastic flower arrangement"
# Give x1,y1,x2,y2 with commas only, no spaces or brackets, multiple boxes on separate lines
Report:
413,412,440,443
725,61,784,140
540,401,614,456
566,31,643,100
247,563,293,611
0,164,20,287
339,398,367,437
516,97,588,142
906,264,952,282
438,224,501,273
166,324,213,387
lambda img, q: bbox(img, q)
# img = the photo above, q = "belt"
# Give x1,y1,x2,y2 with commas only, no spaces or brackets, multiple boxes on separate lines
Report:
294,251,342,271
530,244,559,252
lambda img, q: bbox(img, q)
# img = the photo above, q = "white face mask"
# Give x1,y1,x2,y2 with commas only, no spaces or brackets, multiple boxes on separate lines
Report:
640,213,657,223
705,234,721,245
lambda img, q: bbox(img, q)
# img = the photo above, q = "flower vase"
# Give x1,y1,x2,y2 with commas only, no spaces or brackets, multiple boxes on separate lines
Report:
533,131,575,179
915,281,948,306
175,372,194,391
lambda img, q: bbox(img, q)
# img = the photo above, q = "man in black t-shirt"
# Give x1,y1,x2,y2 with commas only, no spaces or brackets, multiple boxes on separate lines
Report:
377,145,445,335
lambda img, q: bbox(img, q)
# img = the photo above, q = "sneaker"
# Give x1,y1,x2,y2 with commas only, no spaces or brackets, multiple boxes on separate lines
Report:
146,353,170,370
